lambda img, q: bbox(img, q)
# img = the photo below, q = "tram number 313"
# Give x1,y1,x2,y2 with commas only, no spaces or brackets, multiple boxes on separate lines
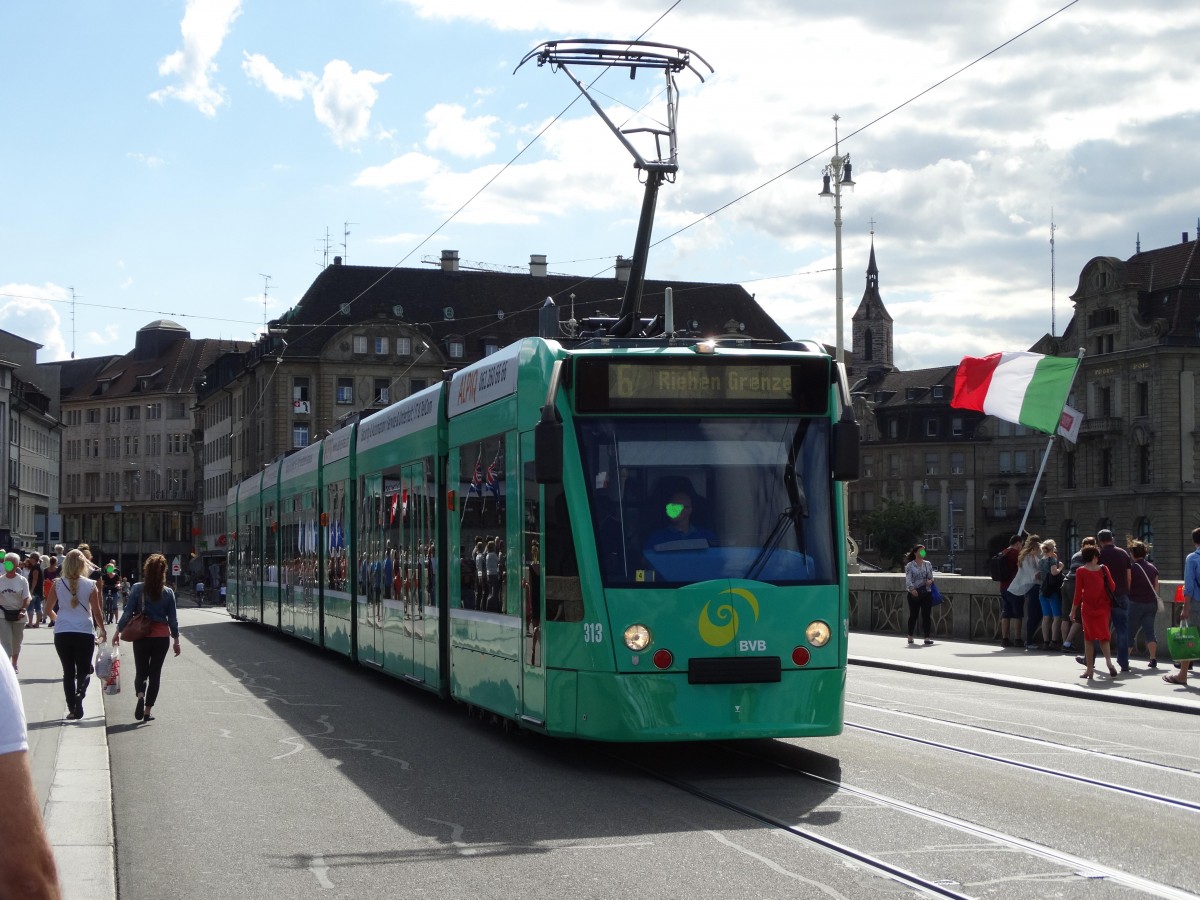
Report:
583,623,604,643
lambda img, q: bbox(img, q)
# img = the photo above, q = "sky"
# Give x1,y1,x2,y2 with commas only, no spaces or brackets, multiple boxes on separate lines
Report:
3,0,1199,370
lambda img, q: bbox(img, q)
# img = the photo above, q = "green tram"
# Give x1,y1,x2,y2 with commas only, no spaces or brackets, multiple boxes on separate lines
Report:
226,335,859,741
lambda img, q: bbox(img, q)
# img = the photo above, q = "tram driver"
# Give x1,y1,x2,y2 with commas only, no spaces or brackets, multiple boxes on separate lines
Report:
644,491,717,552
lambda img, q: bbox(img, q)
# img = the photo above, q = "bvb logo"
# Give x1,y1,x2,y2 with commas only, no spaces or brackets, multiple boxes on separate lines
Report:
698,588,760,647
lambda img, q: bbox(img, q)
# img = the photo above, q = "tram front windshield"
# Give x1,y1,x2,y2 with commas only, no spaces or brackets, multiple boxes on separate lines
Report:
577,417,837,587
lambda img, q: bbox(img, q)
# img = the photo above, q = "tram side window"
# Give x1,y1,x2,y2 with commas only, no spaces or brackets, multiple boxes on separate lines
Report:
544,482,583,622
459,436,507,613
326,479,348,592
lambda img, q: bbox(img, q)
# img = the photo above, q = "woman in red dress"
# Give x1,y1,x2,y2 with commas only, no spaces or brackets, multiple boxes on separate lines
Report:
1069,545,1118,680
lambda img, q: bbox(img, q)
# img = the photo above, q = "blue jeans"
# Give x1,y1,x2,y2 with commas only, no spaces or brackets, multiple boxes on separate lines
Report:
1110,593,1130,669
1128,600,1158,648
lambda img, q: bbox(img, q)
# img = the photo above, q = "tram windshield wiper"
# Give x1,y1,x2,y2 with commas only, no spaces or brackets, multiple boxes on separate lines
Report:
745,423,809,581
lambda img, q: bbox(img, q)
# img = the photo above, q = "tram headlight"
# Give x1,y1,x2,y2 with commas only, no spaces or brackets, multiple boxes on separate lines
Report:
624,624,652,651
806,621,831,647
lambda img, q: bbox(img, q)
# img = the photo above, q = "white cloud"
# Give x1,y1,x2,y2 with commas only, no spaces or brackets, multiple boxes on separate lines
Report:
424,104,499,158
242,52,316,101
148,0,243,117
354,152,445,188
0,287,68,360
311,60,390,149
127,152,165,168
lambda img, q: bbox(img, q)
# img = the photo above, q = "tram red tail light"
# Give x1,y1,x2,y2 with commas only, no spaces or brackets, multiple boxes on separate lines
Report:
791,647,811,667
652,649,673,669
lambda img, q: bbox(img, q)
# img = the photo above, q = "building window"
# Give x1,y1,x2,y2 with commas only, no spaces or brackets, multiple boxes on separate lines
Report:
1014,450,1027,473
448,339,464,359
1138,444,1151,484
888,454,900,478
1100,447,1113,486
888,419,898,439
862,455,874,478
1098,385,1112,417
86,408,100,423
352,335,368,354
293,423,310,449
294,377,309,402
336,377,354,404
932,385,945,400
105,406,121,423
992,487,1007,514
1094,333,1115,355
998,451,1011,474
374,379,389,405
374,337,388,355
925,419,938,437
1136,381,1149,417
950,452,963,475
147,403,162,420
1065,452,1076,489
951,416,963,436
409,378,427,394
396,337,412,356
924,453,938,476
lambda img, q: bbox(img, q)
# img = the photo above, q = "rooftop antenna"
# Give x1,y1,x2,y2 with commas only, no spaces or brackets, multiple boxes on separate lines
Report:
258,274,272,335
342,221,357,264
1049,210,1056,337
516,39,712,338
319,228,331,268
69,286,79,358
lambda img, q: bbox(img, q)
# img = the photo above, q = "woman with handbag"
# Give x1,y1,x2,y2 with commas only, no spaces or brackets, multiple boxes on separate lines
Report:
0,553,32,674
1068,545,1118,680
1127,540,1160,669
903,544,935,646
51,549,106,720
113,554,180,723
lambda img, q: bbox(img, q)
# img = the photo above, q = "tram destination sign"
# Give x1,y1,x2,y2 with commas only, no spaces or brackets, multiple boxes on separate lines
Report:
574,357,829,413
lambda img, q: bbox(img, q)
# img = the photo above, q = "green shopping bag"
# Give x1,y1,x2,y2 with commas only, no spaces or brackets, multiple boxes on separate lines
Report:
1166,620,1200,661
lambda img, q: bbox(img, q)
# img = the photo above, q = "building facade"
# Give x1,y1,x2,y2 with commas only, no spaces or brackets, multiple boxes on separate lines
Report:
58,319,247,578
849,233,1200,577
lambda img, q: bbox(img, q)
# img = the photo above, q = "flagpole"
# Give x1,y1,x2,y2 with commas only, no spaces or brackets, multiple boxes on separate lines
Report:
1017,347,1085,536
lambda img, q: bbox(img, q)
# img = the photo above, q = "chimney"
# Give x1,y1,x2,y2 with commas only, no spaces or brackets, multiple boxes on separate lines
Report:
333,255,342,266
615,256,632,284
440,249,460,272
530,254,548,277
1185,232,1190,244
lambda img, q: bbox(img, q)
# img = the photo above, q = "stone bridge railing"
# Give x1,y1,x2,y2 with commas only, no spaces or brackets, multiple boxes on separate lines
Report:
848,574,1188,657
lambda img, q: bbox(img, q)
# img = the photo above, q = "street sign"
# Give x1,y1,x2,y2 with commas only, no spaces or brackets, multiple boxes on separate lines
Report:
171,555,181,576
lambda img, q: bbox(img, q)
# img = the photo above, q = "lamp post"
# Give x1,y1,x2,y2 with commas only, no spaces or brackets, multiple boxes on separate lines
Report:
818,114,855,366
947,501,962,574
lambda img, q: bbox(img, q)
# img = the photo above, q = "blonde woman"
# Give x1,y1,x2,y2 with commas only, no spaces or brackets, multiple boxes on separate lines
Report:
114,554,180,723
50,549,106,720
1007,534,1042,650
1036,539,1064,650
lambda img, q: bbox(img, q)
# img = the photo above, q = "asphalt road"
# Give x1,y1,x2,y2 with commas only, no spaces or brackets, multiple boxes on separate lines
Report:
106,609,1200,899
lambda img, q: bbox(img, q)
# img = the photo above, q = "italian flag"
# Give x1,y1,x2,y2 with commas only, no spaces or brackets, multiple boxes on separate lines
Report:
951,351,1079,434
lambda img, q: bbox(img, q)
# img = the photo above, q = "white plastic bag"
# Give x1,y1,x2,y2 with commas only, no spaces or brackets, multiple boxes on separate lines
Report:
102,643,121,695
95,641,113,680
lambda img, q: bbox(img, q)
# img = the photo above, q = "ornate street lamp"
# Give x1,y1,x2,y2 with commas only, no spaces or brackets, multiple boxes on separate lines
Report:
818,114,855,366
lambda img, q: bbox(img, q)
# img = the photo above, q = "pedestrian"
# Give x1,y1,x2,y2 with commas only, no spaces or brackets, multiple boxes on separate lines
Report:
903,544,935,645
1068,545,1118,680
113,553,181,723
49,549,106,720
101,559,120,623
1007,534,1042,650
0,552,32,674
1097,528,1132,673
1060,536,1095,652
1126,539,1160,669
1163,526,1199,687
997,534,1023,646
1036,539,1064,650
0,653,62,898
24,553,44,629
194,578,205,607
41,555,60,627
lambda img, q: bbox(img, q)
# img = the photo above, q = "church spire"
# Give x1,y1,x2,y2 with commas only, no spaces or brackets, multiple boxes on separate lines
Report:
850,226,894,377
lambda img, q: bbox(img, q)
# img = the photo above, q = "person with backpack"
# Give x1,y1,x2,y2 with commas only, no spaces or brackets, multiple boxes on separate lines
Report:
1036,539,1064,650
994,535,1022,646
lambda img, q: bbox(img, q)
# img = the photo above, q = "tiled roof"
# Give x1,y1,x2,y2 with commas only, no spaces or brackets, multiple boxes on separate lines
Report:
270,262,791,355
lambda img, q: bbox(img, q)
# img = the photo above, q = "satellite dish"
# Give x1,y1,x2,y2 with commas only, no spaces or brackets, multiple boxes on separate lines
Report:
496,309,506,321
340,303,351,316
443,307,455,320
392,305,404,318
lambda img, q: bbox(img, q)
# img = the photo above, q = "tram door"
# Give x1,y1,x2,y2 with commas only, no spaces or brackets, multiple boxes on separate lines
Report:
520,434,546,724
357,473,385,666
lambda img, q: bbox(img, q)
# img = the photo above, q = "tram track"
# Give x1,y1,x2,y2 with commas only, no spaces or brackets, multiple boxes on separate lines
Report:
843,719,1200,815
603,740,1199,900
710,743,1199,900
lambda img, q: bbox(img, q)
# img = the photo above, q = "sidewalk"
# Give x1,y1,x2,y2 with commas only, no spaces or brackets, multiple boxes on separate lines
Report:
18,622,115,900
13,618,1198,899
850,631,1200,715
